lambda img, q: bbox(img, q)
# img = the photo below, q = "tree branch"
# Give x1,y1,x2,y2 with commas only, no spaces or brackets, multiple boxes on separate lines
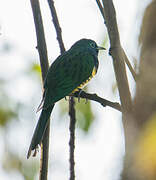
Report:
95,0,137,83
69,97,76,180
47,0,65,54
95,0,105,19
122,48,137,81
47,1,76,179
73,91,122,112
96,0,132,113
30,0,50,179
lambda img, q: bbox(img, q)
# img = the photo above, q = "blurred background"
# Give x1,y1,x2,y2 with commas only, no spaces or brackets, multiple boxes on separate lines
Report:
0,0,156,179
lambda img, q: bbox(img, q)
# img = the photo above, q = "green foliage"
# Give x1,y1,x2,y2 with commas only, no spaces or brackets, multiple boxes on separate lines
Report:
30,63,41,76
0,108,16,127
2,150,38,180
0,56,39,179
59,87,94,132
75,98,94,132
0,80,18,126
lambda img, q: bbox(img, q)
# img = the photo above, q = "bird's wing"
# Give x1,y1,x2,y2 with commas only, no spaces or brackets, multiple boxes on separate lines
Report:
43,51,95,109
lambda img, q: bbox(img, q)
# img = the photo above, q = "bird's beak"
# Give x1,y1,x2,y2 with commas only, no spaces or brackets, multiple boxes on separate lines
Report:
96,46,106,50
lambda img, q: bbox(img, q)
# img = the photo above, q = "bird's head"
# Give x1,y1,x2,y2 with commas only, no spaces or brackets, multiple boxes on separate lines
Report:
70,38,106,54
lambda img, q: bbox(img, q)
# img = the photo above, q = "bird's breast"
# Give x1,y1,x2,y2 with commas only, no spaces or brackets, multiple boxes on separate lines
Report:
72,66,97,93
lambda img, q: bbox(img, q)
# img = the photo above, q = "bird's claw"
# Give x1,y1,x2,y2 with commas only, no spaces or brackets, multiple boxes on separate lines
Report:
78,89,82,103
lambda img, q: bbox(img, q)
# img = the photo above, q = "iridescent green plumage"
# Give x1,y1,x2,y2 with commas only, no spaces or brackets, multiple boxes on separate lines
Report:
27,39,105,158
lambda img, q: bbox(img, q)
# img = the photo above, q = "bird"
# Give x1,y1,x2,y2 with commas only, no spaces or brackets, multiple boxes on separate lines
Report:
27,38,105,158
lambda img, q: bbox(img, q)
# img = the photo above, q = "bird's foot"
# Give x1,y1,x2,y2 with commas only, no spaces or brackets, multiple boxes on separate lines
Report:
77,89,83,103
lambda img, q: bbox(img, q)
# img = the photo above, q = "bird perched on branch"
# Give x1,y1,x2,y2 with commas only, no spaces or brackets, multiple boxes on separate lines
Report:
27,38,105,158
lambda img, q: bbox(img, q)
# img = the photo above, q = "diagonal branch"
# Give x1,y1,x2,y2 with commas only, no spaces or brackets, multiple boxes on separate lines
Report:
47,1,76,179
95,0,105,19
73,91,122,112
95,0,132,113
30,0,50,180
95,0,137,83
47,0,65,54
122,48,137,81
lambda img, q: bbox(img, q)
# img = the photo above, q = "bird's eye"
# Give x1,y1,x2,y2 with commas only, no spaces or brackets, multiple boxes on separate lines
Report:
90,42,96,48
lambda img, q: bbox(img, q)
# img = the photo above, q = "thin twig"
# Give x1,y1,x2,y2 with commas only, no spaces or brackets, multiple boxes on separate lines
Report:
47,0,76,179
30,0,50,179
73,91,122,112
95,0,105,19
122,48,137,81
69,97,76,180
47,0,65,54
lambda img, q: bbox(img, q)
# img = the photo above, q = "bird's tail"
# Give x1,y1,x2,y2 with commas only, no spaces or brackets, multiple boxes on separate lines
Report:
27,104,54,159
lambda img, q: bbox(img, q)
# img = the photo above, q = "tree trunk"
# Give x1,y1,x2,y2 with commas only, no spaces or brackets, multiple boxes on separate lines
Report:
122,1,156,179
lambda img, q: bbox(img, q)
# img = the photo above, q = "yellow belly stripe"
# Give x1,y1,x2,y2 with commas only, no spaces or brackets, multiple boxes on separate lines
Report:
72,67,97,93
